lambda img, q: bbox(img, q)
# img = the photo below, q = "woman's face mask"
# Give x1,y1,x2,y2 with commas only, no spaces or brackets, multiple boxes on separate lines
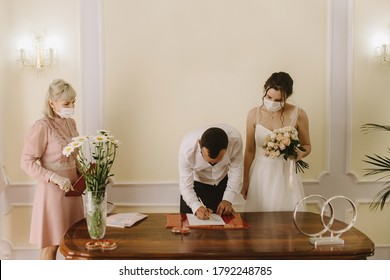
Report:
50,99,75,118
56,107,75,119
263,98,283,112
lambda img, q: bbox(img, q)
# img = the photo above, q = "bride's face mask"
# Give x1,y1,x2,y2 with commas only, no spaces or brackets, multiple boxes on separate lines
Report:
263,88,284,112
263,99,283,112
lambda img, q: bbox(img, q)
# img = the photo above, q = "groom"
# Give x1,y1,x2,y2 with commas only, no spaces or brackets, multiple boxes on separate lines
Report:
178,124,243,220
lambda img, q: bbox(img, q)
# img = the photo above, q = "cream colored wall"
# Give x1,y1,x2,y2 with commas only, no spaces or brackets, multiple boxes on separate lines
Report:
103,0,328,183
2,0,82,184
0,0,82,258
349,0,390,248
1,0,390,260
350,0,390,180
0,0,6,158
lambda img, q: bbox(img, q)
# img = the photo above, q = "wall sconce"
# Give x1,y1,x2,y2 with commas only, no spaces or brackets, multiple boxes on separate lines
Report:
18,30,56,72
375,21,390,65
376,44,390,64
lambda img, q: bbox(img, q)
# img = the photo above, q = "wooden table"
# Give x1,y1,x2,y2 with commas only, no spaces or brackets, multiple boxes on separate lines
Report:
60,212,374,260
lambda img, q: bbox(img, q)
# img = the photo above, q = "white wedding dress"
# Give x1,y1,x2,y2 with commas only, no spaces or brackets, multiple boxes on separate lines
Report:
244,107,305,212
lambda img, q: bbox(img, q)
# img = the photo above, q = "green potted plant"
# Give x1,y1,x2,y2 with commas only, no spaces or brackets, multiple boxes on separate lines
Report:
361,123,390,210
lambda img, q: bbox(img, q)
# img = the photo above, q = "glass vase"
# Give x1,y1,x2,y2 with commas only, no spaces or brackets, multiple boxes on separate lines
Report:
85,190,107,239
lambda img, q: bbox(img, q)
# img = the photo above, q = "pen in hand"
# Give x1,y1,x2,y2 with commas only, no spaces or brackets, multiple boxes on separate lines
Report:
198,197,211,220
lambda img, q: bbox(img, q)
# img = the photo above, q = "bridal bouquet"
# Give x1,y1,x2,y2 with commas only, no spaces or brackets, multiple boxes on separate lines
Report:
262,126,309,173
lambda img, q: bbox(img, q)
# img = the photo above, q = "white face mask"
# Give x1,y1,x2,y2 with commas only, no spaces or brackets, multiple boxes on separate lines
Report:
263,99,283,112
56,107,75,119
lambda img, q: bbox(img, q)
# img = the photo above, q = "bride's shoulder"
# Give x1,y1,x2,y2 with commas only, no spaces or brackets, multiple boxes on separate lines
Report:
247,106,259,116
246,106,260,123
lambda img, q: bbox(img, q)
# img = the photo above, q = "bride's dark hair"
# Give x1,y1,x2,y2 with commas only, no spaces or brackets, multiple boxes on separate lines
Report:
263,71,294,101
260,72,294,125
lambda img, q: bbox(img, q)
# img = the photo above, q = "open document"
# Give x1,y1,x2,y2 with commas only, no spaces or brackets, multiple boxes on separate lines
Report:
186,214,226,226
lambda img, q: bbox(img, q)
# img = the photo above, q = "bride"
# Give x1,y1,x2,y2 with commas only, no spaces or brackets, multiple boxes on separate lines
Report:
241,71,312,212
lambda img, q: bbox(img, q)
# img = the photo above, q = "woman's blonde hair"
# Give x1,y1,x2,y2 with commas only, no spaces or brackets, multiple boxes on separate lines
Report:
43,79,77,118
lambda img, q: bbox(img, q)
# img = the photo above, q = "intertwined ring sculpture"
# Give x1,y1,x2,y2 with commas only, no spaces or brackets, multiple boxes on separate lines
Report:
293,195,357,246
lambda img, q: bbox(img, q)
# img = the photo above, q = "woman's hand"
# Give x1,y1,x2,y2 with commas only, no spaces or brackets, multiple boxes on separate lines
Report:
294,148,303,161
49,172,73,192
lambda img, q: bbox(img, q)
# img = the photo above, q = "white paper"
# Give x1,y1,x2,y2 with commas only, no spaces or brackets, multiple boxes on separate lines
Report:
186,214,226,226
106,213,148,228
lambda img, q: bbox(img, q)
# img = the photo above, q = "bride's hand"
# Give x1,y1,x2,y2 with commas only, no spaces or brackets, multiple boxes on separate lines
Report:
294,148,303,161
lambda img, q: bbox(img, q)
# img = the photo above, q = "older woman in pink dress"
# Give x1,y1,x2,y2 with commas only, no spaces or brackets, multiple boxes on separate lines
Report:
21,79,84,259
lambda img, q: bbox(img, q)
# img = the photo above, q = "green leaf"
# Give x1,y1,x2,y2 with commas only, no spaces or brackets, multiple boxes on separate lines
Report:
361,123,390,211
370,184,390,211
363,154,390,179
295,160,309,173
361,123,390,134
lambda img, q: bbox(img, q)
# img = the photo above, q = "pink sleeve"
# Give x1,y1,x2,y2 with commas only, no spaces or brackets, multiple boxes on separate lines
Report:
20,120,53,182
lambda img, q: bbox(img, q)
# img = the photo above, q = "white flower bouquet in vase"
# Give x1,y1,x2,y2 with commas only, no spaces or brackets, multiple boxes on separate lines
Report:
63,130,120,239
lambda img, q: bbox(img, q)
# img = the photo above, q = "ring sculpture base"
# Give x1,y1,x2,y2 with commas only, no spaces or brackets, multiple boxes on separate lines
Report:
309,236,344,246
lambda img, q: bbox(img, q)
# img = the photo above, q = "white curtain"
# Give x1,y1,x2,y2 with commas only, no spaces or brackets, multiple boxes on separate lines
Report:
0,164,10,259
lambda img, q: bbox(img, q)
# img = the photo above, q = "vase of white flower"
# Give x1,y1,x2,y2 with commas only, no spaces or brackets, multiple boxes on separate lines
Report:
62,130,120,239
85,189,107,239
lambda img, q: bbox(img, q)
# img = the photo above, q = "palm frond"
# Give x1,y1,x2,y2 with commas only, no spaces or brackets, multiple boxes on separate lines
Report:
362,149,390,211
361,123,390,210
363,153,390,167
370,184,390,211
363,154,390,178
361,123,390,134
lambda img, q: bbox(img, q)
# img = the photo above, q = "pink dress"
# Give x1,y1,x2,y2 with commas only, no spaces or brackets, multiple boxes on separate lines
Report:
21,116,84,248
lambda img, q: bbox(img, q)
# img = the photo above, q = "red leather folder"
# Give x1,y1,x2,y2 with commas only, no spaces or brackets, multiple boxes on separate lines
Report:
65,175,86,197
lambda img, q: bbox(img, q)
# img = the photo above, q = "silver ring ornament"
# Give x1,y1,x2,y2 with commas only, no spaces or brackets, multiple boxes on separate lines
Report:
320,195,357,237
293,195,357,245
293,194,334,237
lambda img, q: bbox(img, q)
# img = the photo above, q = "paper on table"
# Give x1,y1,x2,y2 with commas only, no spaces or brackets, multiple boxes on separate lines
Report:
106,213,148,228
186,214,226,226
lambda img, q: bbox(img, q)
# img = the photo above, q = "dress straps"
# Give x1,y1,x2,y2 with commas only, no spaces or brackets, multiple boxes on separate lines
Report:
256,106,262,124
289,106,301,127
256,105,300,127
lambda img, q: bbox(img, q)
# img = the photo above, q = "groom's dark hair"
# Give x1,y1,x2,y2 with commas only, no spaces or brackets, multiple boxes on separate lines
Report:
199,127,228,159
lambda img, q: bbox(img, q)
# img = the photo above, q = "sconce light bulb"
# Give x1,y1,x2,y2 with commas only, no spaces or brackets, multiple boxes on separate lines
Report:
17,31,56,72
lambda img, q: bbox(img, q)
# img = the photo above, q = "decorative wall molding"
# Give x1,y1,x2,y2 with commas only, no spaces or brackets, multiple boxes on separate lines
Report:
4,180,385,212
343,0,379,184
80,0,104,134
1,0,389,260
